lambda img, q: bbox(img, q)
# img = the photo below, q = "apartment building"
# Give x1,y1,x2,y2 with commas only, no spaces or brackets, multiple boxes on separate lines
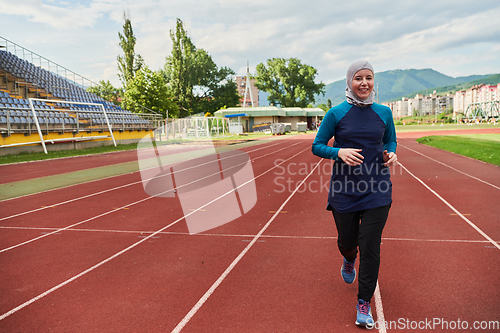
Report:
454,90,466,115
453,83,500,114
384,91,454,118
384,98,410,119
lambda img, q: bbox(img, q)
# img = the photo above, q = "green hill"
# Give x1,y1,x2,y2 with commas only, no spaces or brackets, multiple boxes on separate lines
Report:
315,69,496,106
388,73,500,102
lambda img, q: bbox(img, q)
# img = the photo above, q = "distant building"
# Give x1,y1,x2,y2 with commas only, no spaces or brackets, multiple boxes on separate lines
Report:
453,90,466,115
453,83,500,115
214,106,325,132
385,91,454,118
383,98,409,119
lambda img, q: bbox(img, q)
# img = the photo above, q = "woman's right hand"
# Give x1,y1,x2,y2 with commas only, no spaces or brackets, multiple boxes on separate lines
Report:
338,148,364,166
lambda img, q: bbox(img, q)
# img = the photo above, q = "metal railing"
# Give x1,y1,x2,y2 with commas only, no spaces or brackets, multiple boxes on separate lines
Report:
0,36,97,92
464,101,500,120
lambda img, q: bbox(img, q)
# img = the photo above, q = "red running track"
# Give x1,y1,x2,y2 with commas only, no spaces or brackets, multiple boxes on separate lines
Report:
0,133,499,332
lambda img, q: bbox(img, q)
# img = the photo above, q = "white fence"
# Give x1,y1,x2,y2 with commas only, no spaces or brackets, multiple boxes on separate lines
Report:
154,117,230,141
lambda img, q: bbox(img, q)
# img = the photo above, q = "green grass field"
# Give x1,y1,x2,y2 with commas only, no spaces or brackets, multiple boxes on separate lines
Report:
416,134,500,166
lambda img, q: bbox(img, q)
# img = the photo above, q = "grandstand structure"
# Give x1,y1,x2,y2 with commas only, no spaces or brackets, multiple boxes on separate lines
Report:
0,37,162,155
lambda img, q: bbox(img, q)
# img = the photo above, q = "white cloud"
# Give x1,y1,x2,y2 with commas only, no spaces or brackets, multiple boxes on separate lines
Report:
0,0,103,29
0,0,499,88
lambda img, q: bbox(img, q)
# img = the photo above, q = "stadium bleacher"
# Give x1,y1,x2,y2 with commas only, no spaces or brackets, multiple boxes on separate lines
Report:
0,49,158,139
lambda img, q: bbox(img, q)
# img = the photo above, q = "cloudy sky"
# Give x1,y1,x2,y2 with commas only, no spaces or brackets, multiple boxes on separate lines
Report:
1,0,499,87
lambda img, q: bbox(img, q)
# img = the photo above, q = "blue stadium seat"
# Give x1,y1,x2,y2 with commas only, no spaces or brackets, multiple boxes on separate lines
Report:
0,50,148,132
0,116,6,123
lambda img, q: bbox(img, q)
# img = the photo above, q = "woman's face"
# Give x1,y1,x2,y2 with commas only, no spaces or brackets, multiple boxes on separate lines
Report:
351,69,374,100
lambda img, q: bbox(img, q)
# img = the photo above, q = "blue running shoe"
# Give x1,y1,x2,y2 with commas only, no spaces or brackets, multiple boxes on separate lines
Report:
341,258,356,284
356,299,374,328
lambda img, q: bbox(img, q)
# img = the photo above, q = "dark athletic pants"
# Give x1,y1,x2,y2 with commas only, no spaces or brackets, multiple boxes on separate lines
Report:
332,204,391,302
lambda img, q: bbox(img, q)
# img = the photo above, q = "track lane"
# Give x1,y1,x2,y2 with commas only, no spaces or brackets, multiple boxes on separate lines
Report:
0,140,284,217
378,138,500,332
1,132,499,332
0,140,292,249
172,151,365,332
0,150,140,184
397,138,500,240
184,135,500,332
0,137,315,331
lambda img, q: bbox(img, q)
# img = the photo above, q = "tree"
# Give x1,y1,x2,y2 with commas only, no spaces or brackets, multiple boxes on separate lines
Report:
86,80,122,106
117,12,144,88
164,18,240,117
317,103,328,111
327,98,332,109
196,75,240,115
164,18,195,118
124,66,178,119
187,49,240,115
253,58,325,107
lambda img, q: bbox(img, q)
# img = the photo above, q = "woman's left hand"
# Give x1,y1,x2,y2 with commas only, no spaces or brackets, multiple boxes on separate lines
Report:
383,150,397,166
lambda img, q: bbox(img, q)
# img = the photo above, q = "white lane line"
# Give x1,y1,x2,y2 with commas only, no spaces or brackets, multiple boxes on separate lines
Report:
0,141,286,220
0,141,303,253
374,282,387,333
399,162,500,251
2,226,498,244
399,143,500,190
171,160,323,333
0,144,313,320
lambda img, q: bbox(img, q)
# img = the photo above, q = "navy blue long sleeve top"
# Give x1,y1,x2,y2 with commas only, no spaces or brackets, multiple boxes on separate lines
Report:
312,101,397,213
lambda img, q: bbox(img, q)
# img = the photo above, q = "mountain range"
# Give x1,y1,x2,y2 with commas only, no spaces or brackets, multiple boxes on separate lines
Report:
313,69,498,107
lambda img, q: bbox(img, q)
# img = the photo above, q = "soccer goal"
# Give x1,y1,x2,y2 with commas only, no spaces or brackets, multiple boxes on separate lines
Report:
28,98,117,154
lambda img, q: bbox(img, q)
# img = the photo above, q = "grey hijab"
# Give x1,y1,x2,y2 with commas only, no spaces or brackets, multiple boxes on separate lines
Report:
345,60,376,107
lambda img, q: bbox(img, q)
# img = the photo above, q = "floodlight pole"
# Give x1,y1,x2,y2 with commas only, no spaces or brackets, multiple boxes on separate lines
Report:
242,61,255,107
